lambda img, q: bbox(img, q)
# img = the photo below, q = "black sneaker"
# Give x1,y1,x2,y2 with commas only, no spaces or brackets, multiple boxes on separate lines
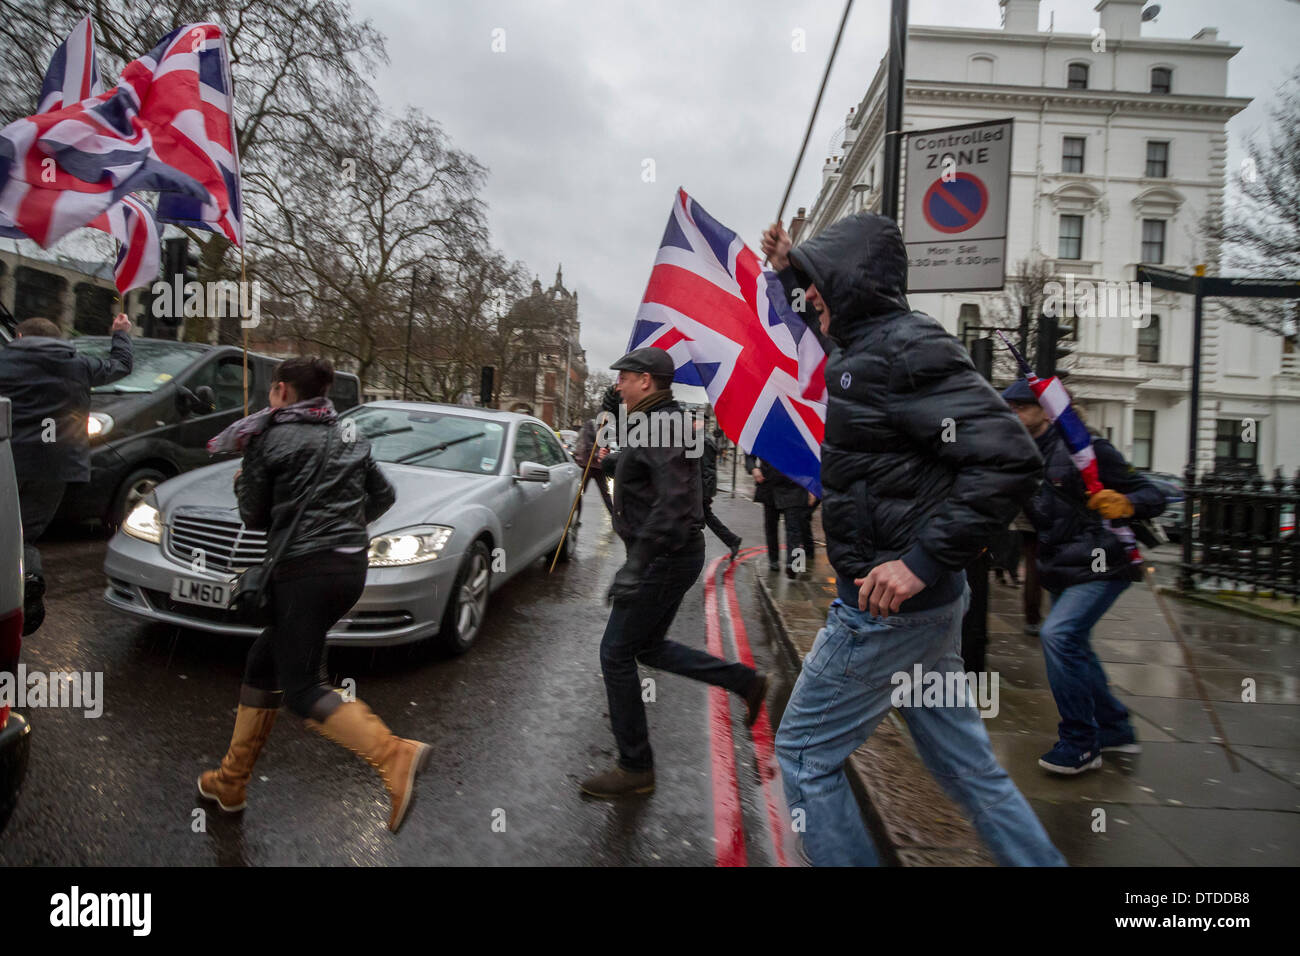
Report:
22,573,45,636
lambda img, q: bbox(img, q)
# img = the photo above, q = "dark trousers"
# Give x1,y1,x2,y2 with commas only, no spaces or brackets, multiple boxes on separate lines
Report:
17,476,67,579
1020,531,1042,627
578,467,613,518
599,532,755,771
702,496,740,549
763,501,813,568
242,549,367,720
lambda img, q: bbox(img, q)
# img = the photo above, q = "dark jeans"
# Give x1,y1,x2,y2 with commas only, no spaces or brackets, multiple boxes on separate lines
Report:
243,548,367,720
1020,532,1042,626
600,531,755,771
17,476,67,579
578,467,613,518
703,497,741,549
1040,578,1132,754
764,501,813,568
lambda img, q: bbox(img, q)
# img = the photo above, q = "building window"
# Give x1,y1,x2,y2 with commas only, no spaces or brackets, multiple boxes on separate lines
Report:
1150,67,1172,94
1141,219,1166,263
1067,63,1089,89
1132,410,1155,470
957,303,982,351
1137,314,1161,363
1215,419,1259,472
1145,141,1169,178
1058,214,1083,260
1062,136,1086,174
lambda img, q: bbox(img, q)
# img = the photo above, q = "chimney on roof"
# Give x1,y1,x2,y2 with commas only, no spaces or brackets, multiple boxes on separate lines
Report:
999,0,1040,33
1095,0,1145,40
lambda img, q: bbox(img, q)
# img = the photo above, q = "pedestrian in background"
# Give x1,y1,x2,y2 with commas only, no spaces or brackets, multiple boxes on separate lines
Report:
580,347,768,798
762,214,1063,867
746,454,813,577
1014,509,1042,635
697,418,742,559
0,313,133,634
1003,378,1165,775
198,356,429,832
574,409,614,522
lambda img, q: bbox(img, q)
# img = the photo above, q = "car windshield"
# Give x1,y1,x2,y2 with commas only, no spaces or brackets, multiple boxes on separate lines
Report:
345,406,506,475
76,339,209,394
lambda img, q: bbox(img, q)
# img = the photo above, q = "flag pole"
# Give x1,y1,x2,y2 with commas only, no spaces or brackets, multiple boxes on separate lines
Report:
240,242,248,416
549,433,601,573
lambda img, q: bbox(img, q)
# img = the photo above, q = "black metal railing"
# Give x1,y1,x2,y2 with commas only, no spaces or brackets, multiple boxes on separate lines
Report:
1182,468,1300,599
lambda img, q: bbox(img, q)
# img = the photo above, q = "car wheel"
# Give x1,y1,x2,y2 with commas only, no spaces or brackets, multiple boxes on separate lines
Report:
438,539,491,654
108,467,167,525
556,514,578,562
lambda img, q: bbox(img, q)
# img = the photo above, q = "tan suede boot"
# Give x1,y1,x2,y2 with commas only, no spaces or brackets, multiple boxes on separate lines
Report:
197,698,279,812
307,699,429,832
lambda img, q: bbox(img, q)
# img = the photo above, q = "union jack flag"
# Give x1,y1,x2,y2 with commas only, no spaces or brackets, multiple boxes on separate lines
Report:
0,22,242,251
628,189,827,495
3,17,162,293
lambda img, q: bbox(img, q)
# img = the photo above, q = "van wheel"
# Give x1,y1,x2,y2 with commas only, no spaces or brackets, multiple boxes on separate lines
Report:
108,467,167,525
437,540,491,655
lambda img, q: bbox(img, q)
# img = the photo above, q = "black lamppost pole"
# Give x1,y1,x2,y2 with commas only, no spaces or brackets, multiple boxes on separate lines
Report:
880,0,908,223
403,267,417,401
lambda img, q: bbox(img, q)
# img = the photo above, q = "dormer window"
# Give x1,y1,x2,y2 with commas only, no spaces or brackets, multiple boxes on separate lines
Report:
1067,63,1089,90
1150,67,1172,94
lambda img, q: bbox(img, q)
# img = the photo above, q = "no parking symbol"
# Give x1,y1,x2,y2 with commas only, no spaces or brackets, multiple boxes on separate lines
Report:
921,173,989,234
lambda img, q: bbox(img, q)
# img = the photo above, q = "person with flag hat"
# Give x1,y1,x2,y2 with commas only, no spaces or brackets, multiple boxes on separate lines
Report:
579,346,769,798
1002,377,1165,774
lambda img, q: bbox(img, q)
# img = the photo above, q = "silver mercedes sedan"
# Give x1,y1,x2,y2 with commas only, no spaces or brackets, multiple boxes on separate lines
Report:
101,402,582,653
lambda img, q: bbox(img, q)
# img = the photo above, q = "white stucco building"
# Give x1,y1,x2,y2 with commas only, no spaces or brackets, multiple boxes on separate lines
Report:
796,0,1299,478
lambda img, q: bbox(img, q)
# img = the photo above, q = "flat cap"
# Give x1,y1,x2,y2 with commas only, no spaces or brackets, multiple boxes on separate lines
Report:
1001,378,1037,404
611,346,675,379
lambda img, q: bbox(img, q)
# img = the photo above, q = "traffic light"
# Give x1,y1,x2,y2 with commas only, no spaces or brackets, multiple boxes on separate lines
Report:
149,236,200,339
480,366,495,407
1035,313,1075,379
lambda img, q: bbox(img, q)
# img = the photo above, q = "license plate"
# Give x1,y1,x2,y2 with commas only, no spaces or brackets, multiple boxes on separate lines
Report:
170,576,230,609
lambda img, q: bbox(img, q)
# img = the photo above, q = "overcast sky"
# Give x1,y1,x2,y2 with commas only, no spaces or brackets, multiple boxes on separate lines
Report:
363,0,1298,385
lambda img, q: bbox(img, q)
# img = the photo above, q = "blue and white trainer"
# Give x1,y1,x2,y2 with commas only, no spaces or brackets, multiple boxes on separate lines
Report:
1038,743,1103,775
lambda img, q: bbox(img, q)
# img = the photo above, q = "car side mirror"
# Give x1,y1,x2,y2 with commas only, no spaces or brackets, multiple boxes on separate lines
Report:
515,461,550,482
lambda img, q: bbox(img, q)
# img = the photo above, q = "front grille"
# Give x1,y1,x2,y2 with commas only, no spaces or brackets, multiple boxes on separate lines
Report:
166,510,268,573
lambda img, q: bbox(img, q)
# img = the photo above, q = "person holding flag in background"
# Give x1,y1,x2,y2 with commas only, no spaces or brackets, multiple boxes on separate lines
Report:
998,340,1165,775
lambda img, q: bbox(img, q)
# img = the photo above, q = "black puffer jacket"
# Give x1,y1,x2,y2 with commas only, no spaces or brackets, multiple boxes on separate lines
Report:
1026,426,1165,590
787,213,1042,611
236,419,396,562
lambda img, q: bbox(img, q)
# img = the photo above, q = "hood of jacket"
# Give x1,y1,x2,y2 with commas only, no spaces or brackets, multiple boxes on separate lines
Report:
5,335,77,361
788,212,910,346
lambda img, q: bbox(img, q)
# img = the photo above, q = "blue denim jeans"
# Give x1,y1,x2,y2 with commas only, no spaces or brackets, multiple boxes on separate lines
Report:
776,589,1065,867
1040,578,1132,755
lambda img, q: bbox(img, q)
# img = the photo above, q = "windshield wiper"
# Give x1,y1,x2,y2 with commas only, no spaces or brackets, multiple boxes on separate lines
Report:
92,385,152,393
361,425,415,439
394,431,485,464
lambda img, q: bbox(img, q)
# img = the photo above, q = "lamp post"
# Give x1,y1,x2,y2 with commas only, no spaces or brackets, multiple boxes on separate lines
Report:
402,266,439,401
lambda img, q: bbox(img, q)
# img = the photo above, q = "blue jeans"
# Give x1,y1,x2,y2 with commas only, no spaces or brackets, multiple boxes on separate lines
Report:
776,589,1065,867
1040,578,1132,755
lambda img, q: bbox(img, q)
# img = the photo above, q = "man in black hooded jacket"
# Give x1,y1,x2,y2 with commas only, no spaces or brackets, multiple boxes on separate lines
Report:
761,213,1063,866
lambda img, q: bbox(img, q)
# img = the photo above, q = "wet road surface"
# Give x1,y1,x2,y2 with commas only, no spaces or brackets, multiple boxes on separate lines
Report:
1,492,797,865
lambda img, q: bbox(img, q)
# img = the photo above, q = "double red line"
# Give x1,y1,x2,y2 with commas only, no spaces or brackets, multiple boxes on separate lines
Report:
702,546,792,867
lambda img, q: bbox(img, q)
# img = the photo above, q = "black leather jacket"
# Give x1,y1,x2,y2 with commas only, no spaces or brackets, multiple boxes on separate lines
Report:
601,395,703,569
787,213,1043,611
236,419,396,563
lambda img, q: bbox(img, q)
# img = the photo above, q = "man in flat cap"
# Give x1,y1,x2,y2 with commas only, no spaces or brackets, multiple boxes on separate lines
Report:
579,347,769,798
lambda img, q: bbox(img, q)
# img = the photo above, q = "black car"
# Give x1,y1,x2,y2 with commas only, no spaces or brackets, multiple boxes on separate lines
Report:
56,338,361,525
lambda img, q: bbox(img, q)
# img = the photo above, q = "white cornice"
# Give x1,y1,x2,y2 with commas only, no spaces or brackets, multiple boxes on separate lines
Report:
908,25,1241,57
906,81,1250,118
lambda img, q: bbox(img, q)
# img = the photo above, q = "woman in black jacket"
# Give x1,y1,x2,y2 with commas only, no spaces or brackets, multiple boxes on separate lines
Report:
197,357,429,832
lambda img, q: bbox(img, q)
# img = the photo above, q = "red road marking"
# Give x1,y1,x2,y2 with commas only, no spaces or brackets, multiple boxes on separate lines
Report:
703,551,750,867
722,551,793,867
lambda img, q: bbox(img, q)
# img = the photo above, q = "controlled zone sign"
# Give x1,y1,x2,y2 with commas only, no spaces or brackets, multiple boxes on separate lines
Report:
902,118,1012,293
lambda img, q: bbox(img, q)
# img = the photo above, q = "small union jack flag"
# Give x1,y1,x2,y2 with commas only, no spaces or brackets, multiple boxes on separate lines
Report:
628,189,827,496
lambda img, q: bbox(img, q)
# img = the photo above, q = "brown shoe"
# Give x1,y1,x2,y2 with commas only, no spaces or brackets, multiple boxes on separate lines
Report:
743,673,770,728
197,691,279,812
579,765,655,798
307,699,430,832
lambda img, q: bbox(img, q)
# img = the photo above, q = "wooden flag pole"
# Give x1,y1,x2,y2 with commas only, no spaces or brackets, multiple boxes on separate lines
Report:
549,432,602,573
239,242,248,416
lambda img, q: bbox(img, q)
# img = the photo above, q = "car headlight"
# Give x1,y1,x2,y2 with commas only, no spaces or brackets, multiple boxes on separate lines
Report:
123,501,163,543
87,412,114,440
368,525,454,567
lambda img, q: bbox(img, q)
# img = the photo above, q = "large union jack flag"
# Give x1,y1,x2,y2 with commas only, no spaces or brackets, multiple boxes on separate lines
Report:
0,21,242,251
628,189,827,495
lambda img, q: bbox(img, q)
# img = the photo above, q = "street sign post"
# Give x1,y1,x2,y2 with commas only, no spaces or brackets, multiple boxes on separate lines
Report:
902,118,1013,293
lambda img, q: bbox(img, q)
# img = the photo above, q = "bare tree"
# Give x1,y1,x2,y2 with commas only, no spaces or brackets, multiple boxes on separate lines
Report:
984,255,1067,381
1202,66,1300,348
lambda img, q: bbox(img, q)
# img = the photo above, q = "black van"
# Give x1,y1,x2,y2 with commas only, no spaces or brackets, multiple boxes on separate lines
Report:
56,338,361,525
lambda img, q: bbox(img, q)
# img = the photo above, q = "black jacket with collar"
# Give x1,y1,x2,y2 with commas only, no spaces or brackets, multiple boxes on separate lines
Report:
235,418,396,563
786,213,1043,612
601,395,703,569
0,329,133,483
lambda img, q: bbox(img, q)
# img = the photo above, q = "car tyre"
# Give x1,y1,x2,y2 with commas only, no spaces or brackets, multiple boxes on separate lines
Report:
108,467,168,526
437,539,491,655
556,515,578,563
